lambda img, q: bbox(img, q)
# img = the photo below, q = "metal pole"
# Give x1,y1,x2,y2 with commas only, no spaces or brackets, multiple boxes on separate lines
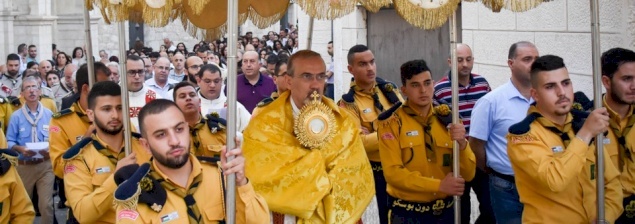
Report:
449,10,461,224
590,0,605,222
83,1,95,88
306,17,314,50
118,22,132,156
225,0,238,223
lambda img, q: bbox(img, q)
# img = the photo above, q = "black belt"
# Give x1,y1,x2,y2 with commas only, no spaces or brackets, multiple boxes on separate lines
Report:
388,195,454,216
490,168,515,183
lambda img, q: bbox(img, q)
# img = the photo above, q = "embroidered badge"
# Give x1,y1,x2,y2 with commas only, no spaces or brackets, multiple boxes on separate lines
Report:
151,203,163,212
626,200,635,218
160,211,179,223
510,135,536,143
381,133,395,140
406,130,419,136
49,125,61,133
551,146,564,153
64,164,77,174
129,107,142,118
603,138,610,145
362,108,372,114
76,136,83,142
117,209,139,221
96,167,111,174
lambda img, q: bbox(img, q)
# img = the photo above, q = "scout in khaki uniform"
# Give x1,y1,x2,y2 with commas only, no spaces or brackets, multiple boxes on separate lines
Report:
0,98,14,132
253,58,289,117
173,81,226,157
507,55,623,223
0,149,35,224
377,59,475,223
338,45,403,223
113,99,269,223
599,48,635,223
62,81,151,223
243,50,374,223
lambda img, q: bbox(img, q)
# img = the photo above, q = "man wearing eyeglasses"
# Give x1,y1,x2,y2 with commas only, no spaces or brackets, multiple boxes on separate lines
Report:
198,64,251,132
243,50,374,223
6,76,55,223
185,56,204,87
145,57,178,100
126,55,162,131
168,53,187,82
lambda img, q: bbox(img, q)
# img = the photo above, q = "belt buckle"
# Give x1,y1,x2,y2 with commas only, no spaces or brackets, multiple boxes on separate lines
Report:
432,199,445,216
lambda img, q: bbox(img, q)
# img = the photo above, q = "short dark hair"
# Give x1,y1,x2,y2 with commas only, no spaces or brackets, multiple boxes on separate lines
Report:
6,53,20,62
76,64,91,92
87,81,121,109
172,81,196,100
601,47,635,79
530,55,566,87
46,70,60,80
149,52,160,58
287,50,323,77
28,45,36,49
94,62,112,79
508,41,535,60
138,99,181,137
347,44,369,65
266,54,279,65
27,61,38,69
196,64,222,79
52,44,57,51
400,60,431,85
274,57,288,77
18,44,27,54
126,54,145,67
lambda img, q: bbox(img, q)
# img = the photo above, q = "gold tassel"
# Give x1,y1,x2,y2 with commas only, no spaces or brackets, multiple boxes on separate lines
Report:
503,0,551,12
248,6,287,29
393,0,460,30
478,0,504,12
296,0,356,20
1,153,18,167
378,113,400,128
141,0,174,27
113,183,142,210
360,0,391,13
184,0,211,16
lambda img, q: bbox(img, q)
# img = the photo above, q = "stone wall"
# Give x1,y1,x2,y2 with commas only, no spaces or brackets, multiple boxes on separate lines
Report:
462,0,633,96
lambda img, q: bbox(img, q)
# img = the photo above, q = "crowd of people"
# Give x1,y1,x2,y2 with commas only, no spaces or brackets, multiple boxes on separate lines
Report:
0,27,633,224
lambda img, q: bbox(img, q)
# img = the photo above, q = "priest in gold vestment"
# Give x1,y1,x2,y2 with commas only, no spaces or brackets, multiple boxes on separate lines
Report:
243,50,375,224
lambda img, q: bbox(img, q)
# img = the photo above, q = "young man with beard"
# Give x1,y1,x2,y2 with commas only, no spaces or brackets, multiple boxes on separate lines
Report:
62,81,151,223
338,45,403,224
377,59,475,223
1,54,23,97
198,64,251,132
243,50,374,223
173,81,226,157
185,56,204,87
507,55,623,223
599,48,635,224
112,99,269,223
0,149,36,223
6,76,55,223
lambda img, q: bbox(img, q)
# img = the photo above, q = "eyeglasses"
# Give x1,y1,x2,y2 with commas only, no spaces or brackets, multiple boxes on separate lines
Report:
127,69,145,77
275,72,288,77
296,73,328,82
188,64,203,70
155,66,172,71
22,85,40,91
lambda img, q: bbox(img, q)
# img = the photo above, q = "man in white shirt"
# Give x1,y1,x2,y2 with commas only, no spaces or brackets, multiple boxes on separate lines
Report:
168,53,187,82
197,64,251,132
145,57,177,100
126,55,162,130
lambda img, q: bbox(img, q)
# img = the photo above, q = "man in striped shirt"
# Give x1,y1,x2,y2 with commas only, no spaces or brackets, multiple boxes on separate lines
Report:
433,43,494,224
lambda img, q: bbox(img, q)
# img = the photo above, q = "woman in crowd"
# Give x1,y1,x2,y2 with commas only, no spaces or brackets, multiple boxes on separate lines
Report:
71,47,85,66
55,51,71,76
176,42,188,55
45,70,60,88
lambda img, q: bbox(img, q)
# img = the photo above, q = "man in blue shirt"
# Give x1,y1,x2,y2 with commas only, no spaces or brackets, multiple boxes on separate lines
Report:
6,76,55,224
469,41,538,224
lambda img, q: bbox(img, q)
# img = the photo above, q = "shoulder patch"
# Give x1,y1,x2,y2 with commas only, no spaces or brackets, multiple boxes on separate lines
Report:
508,113,539,135
256,97,274,108
378,101,403,121
62,137,93,160
376,77,401,104
114,163,166,213
0,149,18,176
341,86,355,103
53,108,73,119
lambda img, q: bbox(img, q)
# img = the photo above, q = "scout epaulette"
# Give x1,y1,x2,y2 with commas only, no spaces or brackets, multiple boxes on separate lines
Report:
6,96,20,107
376,77,400,105
0,149,18,176
378,101,403,121
256,97,274,108
131,132,142,139
570,103,589,134
53,108,73,119
206,112,227,133
508,113,540,135
114,163,167,212
433,104,453,127
573,91,594,111
62,137,93,160
341,86,356,103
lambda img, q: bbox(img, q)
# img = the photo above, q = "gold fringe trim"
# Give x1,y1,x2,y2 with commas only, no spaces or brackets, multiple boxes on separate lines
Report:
177,6,249,41
113,183,141,210
378,113,400,128
360,0,392,13
502,0,552,12
184,0,210,16
393,0,460,30
248,6,288,29
478,0,504,12
340,101,361,119
141,0,175,27
1,153,18,167
296,0,356,20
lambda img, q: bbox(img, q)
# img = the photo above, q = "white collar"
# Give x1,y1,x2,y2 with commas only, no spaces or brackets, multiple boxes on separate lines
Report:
290,97,300,118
